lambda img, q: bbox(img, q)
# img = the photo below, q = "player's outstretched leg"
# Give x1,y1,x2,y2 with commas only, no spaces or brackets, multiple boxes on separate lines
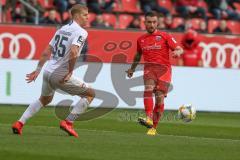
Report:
138,80,155,128
60,88,95,138
12,96,52,135
146,91,164,136
138,91,154,128
153,104,164,128
60,98,89,137
147,104,164,136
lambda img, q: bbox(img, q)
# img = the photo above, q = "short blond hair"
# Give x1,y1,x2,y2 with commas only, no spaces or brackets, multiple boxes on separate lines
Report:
70,4,88,17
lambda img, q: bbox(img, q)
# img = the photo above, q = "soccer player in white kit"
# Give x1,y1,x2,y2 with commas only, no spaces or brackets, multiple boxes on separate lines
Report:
12,4,94,138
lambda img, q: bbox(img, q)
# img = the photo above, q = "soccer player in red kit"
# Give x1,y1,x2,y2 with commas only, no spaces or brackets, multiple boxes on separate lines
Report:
179,29,202,67
126,12,183,136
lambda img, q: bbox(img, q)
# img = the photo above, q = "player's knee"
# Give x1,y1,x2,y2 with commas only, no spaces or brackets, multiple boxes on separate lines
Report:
84,88,95,104
39,96,53,106
155,98,164,105
155,91,164,105
85,84,95,98
89,88,95,99
145,85,154,92
155,91,164,98
85,87,95,99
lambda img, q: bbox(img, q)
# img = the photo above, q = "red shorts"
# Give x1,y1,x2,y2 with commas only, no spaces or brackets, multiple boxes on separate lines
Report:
143,64,172,94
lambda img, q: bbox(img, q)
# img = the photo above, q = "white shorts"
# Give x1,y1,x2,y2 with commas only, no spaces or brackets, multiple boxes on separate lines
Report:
41,71,89,97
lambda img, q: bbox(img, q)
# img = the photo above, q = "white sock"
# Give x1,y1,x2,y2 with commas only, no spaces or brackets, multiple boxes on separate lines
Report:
66,98,89,122
19,99,43,124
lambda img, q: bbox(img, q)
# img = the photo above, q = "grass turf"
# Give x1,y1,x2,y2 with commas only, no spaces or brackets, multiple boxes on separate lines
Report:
0,105,240,160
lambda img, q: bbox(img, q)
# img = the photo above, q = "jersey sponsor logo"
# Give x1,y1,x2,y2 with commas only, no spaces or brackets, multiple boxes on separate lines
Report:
0,32,36,59
142,45,161,51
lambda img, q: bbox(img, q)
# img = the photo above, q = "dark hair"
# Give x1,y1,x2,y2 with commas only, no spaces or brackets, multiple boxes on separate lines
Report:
145,11,158,18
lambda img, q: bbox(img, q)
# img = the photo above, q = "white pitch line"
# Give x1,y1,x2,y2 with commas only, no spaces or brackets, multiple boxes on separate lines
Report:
1,123,240,142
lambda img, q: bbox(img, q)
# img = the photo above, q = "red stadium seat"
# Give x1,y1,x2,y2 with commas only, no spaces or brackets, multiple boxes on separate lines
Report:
56,11,62,22
227,20,240,34
38,0,54,8
158,0,173,10
118,14,134,29
102,13,117,28
171,9,178,15
234,2,240,11
122,0,141,13
86,13,96,27
0,0,6,22
38,0,46,7
1,0,6,5
197,0,208,10
197,0,213,18
63,12,70,21
172,17,184,28
113,1,123,12
158,0,176,14
208,19,220,33
53,11,61,23
191,18,204,30
5,9,12,23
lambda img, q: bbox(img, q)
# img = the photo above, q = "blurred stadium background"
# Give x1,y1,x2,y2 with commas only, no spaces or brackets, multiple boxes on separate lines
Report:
0,0,240,160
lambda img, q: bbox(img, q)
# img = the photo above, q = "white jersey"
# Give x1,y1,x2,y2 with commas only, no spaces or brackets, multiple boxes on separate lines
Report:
45,21,88,75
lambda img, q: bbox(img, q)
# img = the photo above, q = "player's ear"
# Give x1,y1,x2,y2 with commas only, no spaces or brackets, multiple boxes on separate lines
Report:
75,14,79,19
73,13,79,20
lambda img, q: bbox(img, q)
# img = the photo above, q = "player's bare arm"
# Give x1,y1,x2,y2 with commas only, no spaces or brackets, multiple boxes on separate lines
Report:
60,44,80,83
126,52,142,78
25,45,52,83
172,46,184,58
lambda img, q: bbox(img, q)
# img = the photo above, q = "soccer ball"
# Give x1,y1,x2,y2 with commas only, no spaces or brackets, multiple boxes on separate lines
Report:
178,104,196,122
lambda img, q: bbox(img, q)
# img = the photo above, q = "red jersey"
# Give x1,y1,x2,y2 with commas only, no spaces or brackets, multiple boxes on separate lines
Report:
181,47,202,66
137,30,178,66
176,0,198,6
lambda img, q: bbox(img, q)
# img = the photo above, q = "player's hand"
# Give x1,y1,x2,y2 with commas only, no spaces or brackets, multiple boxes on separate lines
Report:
60,72,72,84
125,68,134,78
26,70,40,83
172,51,180,58
172,47,183,58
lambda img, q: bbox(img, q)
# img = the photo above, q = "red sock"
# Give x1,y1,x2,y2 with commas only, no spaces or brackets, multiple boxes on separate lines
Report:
153,104,164,128
144,91,153,119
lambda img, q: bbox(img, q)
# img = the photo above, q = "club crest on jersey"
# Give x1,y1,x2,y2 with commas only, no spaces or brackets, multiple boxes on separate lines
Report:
155,36,161,41
77,36,84,44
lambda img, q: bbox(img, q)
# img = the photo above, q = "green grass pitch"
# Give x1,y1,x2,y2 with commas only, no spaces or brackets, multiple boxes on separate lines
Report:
0,105,240,160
